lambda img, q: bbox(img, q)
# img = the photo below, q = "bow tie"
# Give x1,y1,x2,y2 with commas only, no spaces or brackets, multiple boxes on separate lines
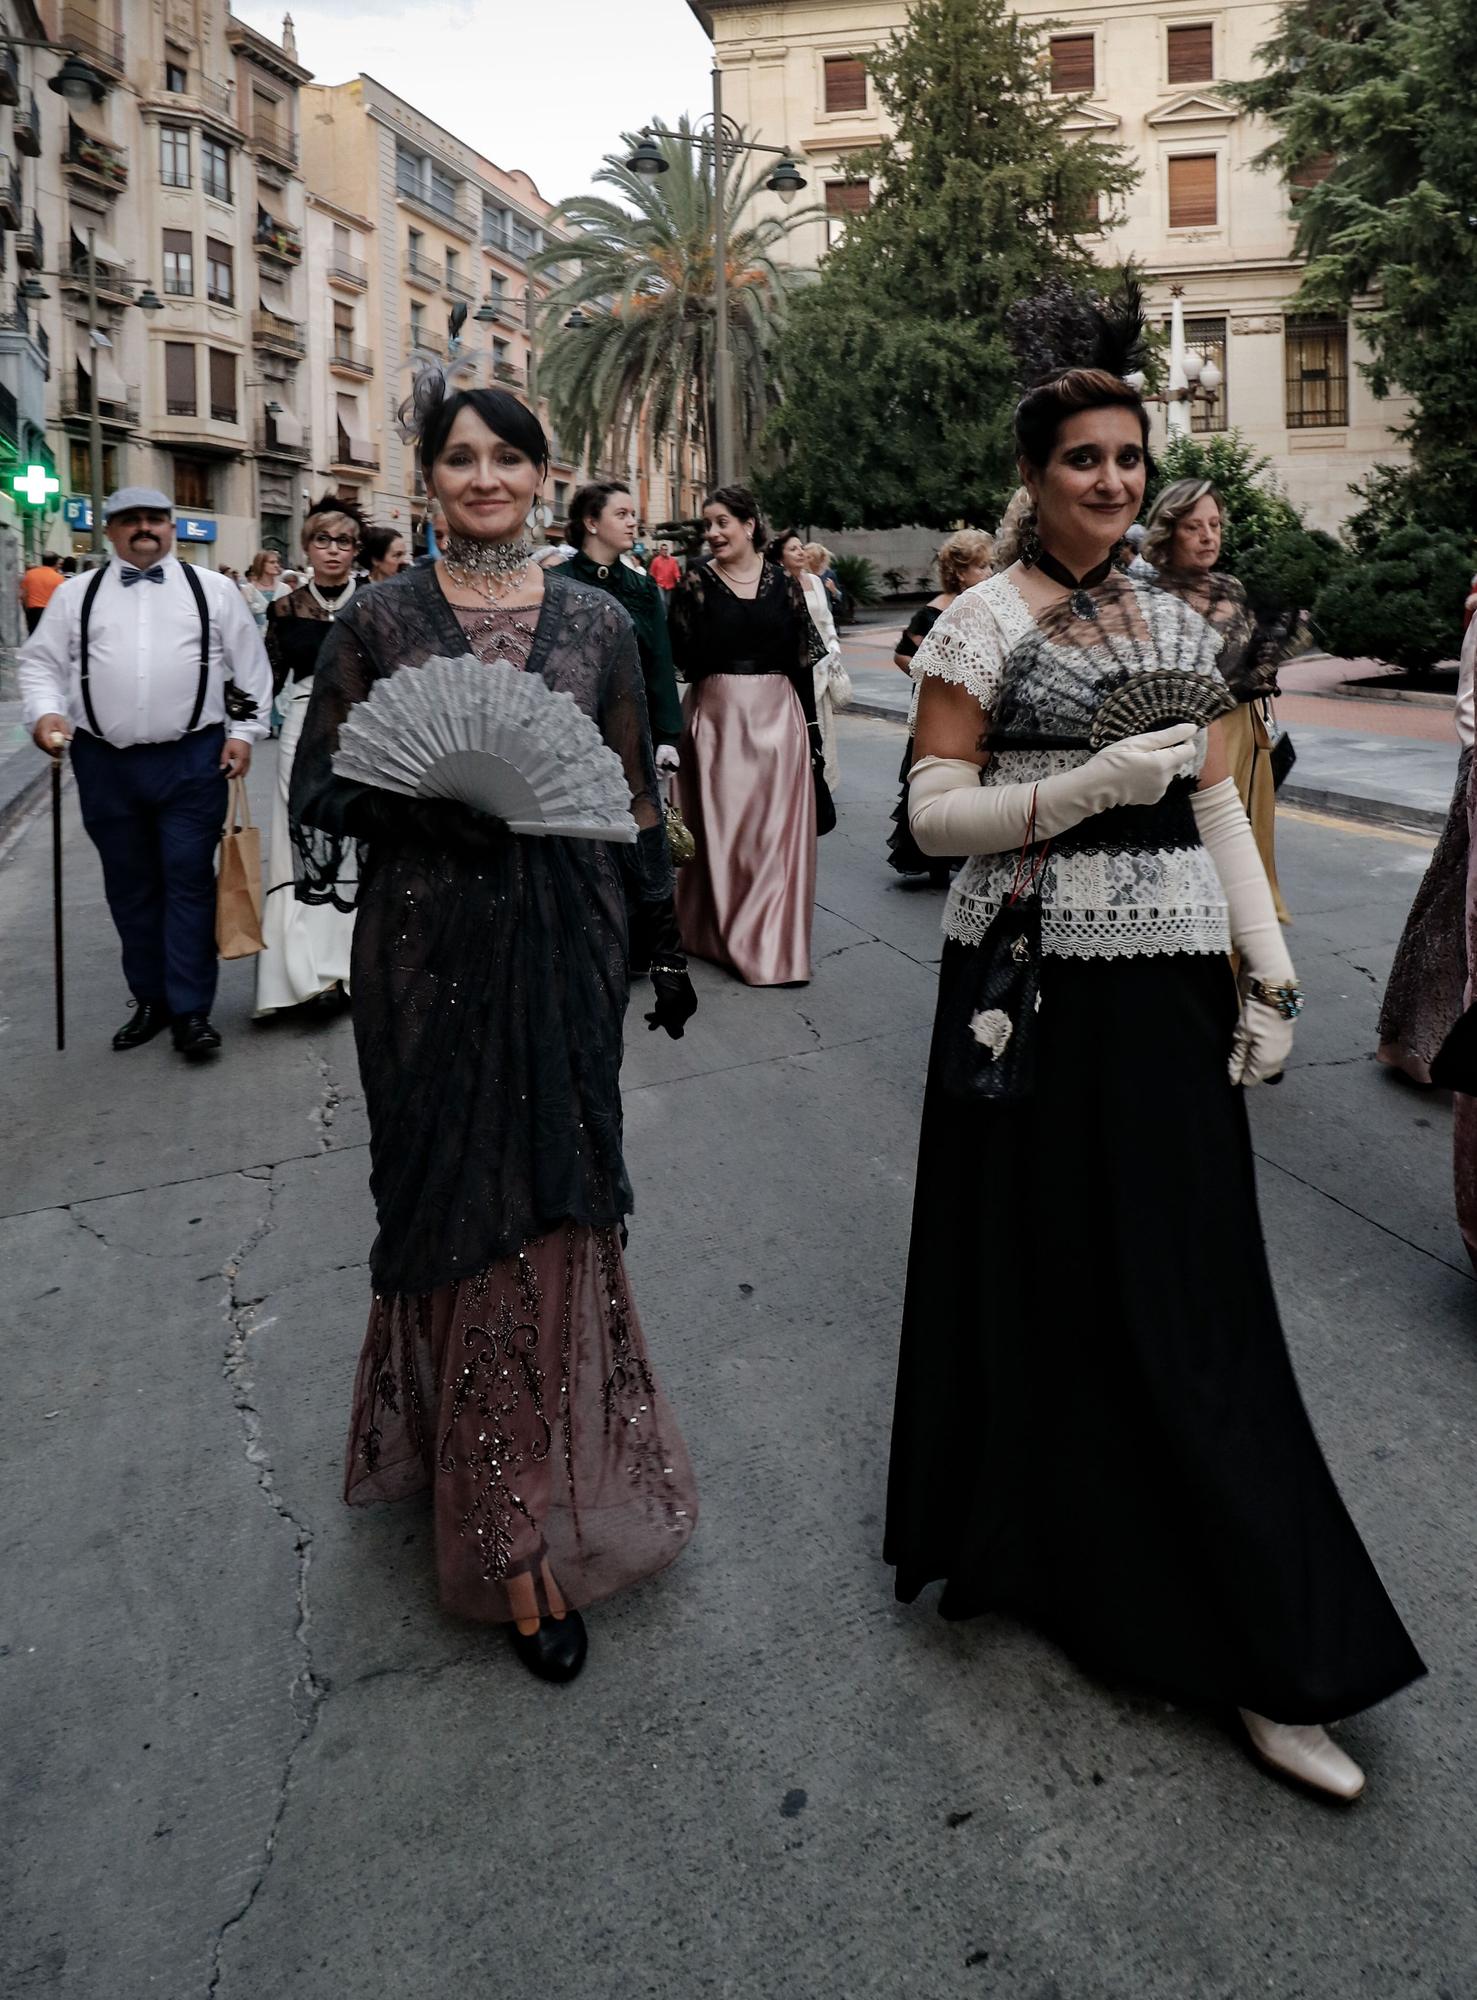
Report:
121,564,165,587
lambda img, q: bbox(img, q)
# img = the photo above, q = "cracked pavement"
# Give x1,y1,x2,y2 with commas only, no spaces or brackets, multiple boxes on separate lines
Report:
3,721,1475,1998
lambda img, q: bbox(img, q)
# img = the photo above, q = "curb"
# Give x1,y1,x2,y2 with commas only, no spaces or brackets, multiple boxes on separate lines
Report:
0,759,50,844
845,698,1445,837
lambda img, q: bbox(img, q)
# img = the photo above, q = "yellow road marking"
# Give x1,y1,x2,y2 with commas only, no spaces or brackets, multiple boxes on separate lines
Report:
1279,805,1435,850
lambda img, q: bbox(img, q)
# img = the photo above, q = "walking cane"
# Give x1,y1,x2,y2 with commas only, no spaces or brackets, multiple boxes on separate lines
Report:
48,732,66,1052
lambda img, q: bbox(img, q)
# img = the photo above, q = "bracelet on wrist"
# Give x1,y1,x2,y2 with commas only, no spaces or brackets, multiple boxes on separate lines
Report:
1247,977,1304,1021
649,958,687,977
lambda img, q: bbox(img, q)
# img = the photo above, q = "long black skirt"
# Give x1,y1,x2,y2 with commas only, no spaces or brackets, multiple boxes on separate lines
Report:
885,946,1425,1725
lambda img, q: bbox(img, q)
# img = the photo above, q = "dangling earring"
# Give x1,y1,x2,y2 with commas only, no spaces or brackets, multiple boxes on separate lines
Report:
1019,502,1041,569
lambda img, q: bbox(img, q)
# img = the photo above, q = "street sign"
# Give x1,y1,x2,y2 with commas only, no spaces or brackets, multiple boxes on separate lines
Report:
178,516,217,542
64,496,92,530
11,464,60,508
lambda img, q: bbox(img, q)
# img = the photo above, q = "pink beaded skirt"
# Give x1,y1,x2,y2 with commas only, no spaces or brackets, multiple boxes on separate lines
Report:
344,1223,697,1623
674,673,817,986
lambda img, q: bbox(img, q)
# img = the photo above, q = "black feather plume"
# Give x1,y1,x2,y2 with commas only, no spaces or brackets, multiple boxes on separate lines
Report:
1006,262,1151,388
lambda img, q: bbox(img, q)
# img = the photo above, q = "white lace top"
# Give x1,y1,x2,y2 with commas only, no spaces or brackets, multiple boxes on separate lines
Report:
910,572,1231,961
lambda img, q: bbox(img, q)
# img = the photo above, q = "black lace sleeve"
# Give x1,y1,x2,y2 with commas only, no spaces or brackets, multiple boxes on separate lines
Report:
782,570,823,735
287,614,380,910
666,566,705,684
596,605,673,906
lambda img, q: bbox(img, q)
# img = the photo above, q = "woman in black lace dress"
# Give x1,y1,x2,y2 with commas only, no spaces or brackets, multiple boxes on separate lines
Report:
669,486,829,986
290,377,699,1683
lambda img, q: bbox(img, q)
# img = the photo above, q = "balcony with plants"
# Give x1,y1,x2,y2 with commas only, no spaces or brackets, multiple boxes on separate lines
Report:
254,211,303,264
64,123,129,196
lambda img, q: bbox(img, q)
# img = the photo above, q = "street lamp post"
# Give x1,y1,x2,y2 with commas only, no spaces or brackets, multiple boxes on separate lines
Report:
1124,286,1223,432
627,74,807,487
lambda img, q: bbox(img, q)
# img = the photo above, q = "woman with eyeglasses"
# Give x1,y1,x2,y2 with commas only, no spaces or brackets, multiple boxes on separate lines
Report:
255,498,363,1016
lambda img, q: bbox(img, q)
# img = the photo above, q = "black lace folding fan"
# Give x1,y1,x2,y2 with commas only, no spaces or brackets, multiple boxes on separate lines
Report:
990,575,1235,752
332,656,638,843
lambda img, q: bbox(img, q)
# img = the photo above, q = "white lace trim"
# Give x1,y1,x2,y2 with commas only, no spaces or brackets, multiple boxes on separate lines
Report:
909,572,1034,710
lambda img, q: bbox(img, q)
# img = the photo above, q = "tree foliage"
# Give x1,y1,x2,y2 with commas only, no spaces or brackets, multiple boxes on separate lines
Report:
531,121,815,481
760,0,1139,531
1231,0,1477,544
1313,524,1471,670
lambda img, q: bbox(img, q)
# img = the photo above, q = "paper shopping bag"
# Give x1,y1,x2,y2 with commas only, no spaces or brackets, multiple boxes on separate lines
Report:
216,775,265,959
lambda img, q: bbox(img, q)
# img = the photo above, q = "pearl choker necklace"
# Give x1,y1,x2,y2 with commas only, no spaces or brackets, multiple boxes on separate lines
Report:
443,533,536,599
306,575,355,615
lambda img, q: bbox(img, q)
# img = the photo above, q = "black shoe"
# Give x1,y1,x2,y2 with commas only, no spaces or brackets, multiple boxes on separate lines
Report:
171,1013,222,1061
507,1610,588,1684
112,1001,171,1052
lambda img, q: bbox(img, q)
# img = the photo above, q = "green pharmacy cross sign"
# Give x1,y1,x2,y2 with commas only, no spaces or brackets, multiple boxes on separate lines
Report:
12,464,61,508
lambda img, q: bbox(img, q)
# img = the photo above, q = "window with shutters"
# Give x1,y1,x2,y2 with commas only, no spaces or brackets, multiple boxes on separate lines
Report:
1166,24,1214,83
1285,316,1348,427
160,125,190,189
825,179,871,248
173,455,211,509
201,136,231,204
1289,153,1335,202
1050,35,1095,94
1053,188,1101,231
1185,315,1227,432
164,342,196,416
205,237,233,305
162,228,193,297
1167,153,1218,228
823,56,867,113
208,347,237,423
71,441,117,490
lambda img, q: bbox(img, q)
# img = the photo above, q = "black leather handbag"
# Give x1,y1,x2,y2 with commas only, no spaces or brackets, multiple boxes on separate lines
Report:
936,793,1050,1105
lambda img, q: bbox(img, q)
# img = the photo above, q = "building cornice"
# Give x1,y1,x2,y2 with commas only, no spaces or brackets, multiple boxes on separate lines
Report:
306,192,374,233
225,16,313,87
1145,91,1239,129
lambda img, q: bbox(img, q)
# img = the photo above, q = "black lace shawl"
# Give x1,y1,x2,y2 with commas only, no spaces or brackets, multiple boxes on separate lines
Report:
1148,567,1291,702
288,565,671,1296
667,559,825,732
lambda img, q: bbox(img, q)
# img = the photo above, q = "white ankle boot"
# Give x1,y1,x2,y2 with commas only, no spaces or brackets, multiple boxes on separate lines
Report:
1239,1709,1365,1801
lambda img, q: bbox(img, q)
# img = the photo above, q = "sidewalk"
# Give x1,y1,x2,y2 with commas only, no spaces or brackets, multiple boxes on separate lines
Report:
840,631,1463,834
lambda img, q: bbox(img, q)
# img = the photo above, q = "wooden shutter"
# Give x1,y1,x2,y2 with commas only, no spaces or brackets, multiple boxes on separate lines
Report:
174,455,210,509
1050,35,1095,93
824,56,867,113
825,181,872,216
208,346,236,421
1168,154,1217,228
164,341,196,415
1289,152,1335,198
1166,24,1213,83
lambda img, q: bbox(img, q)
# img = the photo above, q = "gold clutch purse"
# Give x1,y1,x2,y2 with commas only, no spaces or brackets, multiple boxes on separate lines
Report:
663,797,696,866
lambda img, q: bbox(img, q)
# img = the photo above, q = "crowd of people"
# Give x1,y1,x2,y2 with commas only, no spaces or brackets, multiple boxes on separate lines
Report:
16,299,1450,1806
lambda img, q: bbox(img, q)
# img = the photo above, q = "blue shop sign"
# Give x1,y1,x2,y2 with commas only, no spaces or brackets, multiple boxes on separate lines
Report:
178,516,217,543
64,496,92,529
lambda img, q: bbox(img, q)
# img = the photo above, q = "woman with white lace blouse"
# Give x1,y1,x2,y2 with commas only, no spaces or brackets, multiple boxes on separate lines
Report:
883,308,1423,1804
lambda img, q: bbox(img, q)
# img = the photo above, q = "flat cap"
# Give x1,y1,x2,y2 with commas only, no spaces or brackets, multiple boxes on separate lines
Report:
103,486,174,520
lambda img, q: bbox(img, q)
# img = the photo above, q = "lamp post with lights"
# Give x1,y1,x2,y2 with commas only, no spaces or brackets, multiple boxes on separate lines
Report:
1123,288,1223,434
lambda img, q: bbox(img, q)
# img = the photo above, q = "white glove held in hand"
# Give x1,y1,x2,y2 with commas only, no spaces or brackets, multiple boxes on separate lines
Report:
1191,777,1296,1086
907,721,1200,859
655,744,680,773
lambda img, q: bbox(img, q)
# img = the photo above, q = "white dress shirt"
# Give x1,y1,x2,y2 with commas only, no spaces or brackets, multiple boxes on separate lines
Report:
18,553,274,747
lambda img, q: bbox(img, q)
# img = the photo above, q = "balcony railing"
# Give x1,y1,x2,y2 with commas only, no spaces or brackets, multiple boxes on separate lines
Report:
0,164,20,231
254,214,303,263
329,340,374,376
64,126,129,193
253,113,298,168
255,417,310,461
328,251,368,288
0,43,18,106
17,210,45,269
444,267,476,301
160,66,236,121
15,90,41,157
62,386,139,426
252,308,306,354
395,174,477,237
0,381,18,450
334,425,379,471
404,252,441,289
210,401,240,424
492,360,523,387
404,323,444,356
61,6,126,77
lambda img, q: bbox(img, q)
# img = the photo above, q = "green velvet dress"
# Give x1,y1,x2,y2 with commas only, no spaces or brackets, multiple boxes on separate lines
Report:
554,551,684,746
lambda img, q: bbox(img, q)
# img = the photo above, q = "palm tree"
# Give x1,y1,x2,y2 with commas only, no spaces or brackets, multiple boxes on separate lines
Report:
531,119,816,494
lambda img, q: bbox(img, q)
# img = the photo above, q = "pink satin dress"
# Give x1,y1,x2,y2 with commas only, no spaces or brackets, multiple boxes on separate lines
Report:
669,559,822,987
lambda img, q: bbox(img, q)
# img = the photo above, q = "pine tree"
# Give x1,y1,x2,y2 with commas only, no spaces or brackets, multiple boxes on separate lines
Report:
760,0,1138,530
1232,0,1477,545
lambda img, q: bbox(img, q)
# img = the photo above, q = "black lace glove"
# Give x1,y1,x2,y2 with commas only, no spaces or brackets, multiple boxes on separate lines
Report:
343,789,505,853
638,898,698,1039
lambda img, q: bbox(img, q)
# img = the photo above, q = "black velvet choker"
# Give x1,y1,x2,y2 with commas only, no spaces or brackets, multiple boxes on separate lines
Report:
1028,546,1115,620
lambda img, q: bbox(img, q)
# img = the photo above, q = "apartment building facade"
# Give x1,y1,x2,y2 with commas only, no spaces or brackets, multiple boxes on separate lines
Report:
691,0,1407,531
0,2,313,571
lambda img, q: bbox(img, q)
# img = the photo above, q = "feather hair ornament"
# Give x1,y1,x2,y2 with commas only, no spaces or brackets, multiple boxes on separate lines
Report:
396,348,514,445
1006,264,1151,389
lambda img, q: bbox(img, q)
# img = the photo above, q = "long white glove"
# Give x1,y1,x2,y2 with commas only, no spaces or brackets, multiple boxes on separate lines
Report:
1191,776,1298,1086
907,722,1200,859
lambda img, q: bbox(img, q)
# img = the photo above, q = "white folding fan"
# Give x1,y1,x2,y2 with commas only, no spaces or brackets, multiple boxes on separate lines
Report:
331,655,638,843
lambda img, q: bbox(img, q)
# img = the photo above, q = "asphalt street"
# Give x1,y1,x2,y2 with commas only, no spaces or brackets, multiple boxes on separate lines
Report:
2,715,1474,1999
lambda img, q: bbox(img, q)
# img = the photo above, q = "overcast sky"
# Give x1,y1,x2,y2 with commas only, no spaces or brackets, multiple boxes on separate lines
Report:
232,0,716,204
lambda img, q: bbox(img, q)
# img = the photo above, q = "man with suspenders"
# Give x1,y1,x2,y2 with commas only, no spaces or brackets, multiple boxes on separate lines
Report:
18,488,273,1059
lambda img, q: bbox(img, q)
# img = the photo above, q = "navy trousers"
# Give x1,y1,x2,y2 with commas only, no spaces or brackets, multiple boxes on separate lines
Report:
71,725,227,1018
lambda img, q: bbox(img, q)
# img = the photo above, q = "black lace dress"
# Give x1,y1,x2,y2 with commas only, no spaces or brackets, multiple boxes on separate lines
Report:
887,602,952,881
289,564,697,1623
